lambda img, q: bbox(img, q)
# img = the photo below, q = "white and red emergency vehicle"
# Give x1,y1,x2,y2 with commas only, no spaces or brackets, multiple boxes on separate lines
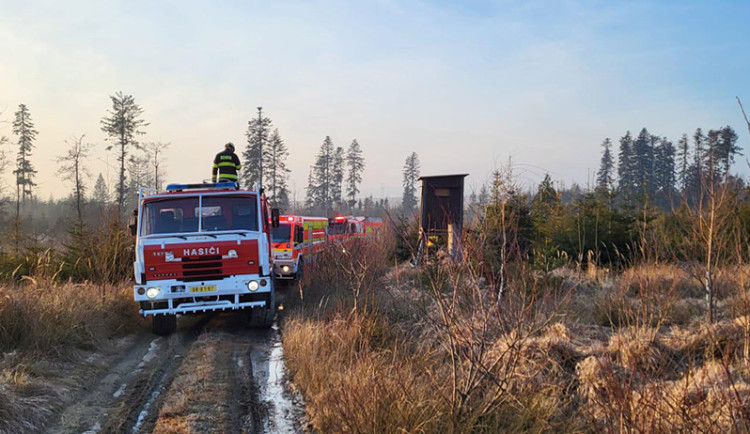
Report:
131,181,279,335
271,215,328,281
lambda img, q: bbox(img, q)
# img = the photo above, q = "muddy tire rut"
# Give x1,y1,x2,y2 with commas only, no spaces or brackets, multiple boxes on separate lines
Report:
47,311,305,434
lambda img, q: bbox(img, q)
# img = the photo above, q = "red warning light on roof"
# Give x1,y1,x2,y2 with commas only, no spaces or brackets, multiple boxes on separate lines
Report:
287,217,294,222
335,216,346,222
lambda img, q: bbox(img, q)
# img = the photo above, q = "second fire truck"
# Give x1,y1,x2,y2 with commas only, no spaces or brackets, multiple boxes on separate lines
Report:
271,215,328,281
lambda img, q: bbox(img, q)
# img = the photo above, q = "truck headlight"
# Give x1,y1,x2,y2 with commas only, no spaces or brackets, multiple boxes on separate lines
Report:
146,287,160,299
247,280,259,291
282,265,290,273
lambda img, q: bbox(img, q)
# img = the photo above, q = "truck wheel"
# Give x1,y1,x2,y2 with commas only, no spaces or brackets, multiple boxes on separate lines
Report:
247,307,275,329
152,314,177,335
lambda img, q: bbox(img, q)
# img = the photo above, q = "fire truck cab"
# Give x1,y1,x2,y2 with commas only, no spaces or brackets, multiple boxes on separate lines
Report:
271,215,328,281
131,182,277,335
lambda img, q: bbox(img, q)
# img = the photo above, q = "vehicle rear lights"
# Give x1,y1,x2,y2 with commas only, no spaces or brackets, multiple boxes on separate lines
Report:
146,287,160,299
260,279,267,287
247,280,259,291
137,287,146,296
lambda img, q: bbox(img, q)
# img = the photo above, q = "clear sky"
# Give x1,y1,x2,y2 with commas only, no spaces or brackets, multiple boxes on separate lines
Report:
1,0,749,201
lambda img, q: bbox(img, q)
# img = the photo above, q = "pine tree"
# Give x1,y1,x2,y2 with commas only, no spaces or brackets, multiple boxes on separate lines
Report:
478,184,489,206
243,107,272,189
632,128,654,203
653,137,675,206
683,128,706,199
677,134,689,189
693,128,705,175
345,139,365,208
304,167,316,210
56,135,91,234
12,104,37,204
617,131,635,202
531,173,562,268
263,128,290,208
92,173,110,205
100,92,148,217
718,126,741,177
310,136,335,210
596,138,614,192
331,146,344,207
401,152,420,212
704,129,721,182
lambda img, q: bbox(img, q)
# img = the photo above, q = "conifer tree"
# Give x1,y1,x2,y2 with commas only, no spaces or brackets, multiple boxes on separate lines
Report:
478,184,489,206
304,167,316,209
100,92,148,217
310,136,335,210
596,138,614,192
243,107,272,189
677,134,689,190
331,146,344,207
401,152,420,212
92,173,110,206
718,126,740,177
653,137,675,206
617,131,635,202
632,128,654,203
345,139,365,208
12,104,37,204
263,128,290,208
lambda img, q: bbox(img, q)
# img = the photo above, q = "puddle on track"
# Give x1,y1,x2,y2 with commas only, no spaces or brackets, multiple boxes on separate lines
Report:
250,324,304,433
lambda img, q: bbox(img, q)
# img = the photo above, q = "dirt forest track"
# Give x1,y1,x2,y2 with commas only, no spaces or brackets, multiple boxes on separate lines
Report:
47,299,305,433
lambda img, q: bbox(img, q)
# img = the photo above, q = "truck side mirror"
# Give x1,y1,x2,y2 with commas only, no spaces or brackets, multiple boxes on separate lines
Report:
128,209,138,236
271,208,280,228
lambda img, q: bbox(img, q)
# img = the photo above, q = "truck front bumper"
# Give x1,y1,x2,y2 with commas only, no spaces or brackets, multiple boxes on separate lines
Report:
273,259,298,279
134,275,273,316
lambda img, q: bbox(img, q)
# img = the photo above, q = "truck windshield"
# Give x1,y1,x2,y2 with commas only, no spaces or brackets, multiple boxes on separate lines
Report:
328,222,348,235
271,224,292,244
141,195,258,236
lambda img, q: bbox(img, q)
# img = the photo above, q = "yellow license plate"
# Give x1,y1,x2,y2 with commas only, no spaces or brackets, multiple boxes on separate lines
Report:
190,285,217,293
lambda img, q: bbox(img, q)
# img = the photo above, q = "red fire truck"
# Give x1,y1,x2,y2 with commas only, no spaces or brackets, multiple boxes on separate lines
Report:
271,215,328,281
327,215,364,242
130,182,279,335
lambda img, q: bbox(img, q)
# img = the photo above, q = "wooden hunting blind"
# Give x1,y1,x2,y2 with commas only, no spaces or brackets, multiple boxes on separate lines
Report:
418,174,468,257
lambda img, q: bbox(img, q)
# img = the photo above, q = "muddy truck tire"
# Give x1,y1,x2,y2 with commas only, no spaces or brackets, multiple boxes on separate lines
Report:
247,307,275,329
152,314,177,335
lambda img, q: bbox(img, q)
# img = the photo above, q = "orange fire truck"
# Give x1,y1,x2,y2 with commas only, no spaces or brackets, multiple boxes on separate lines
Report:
130,181,279,335
271,215,328,281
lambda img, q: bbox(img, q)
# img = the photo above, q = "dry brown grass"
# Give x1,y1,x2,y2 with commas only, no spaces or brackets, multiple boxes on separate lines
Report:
0,282,139,353
283,231,750,433
0,281,140,433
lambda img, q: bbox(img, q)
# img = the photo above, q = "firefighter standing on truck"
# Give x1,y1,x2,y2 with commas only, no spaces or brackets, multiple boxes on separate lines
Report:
212,142,242,183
